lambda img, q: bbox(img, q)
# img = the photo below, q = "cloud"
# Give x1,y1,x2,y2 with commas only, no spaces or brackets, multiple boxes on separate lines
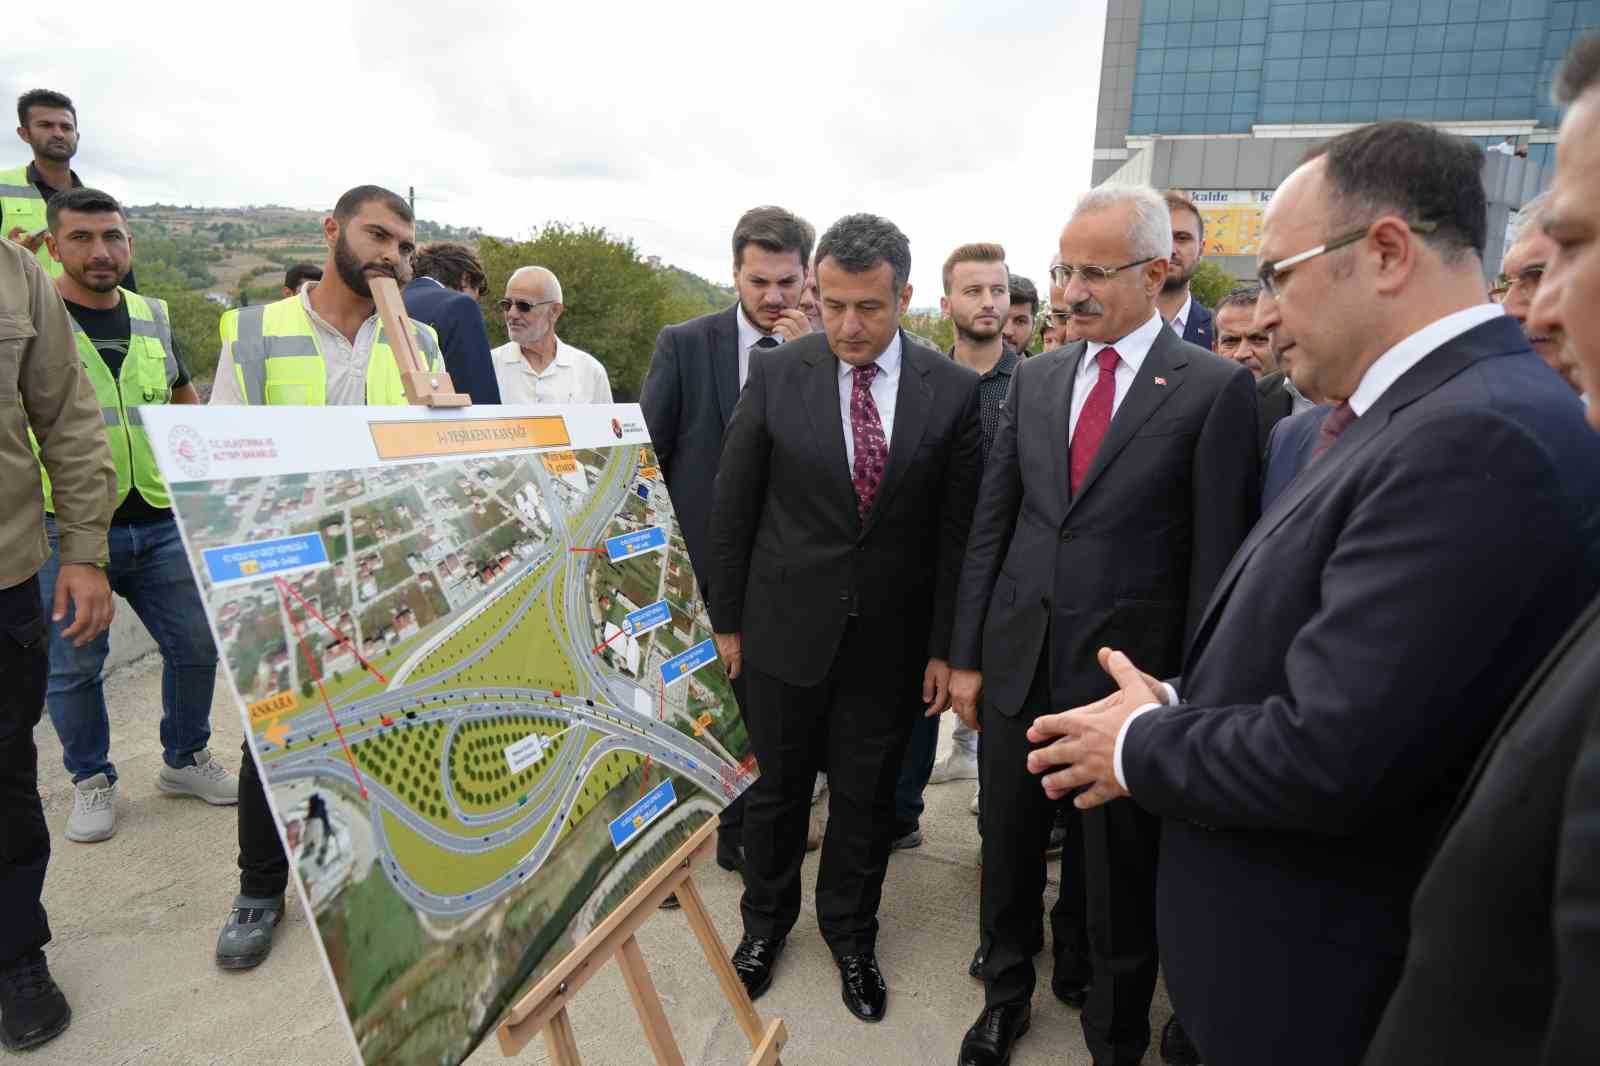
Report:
6,0,1107,299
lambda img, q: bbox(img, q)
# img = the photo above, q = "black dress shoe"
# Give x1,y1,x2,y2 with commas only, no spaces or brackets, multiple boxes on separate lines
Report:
958,1002,1031,1066
1160,1016,1202,1065
1050,972,1088,1009
716,833,743,872
730,935,784,1000
836,953,887,1022
968,944,985,979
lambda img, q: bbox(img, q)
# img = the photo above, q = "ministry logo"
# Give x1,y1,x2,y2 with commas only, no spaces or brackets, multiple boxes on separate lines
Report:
168,424,209,479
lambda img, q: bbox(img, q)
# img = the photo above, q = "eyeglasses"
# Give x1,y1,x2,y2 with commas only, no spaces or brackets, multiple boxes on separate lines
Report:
497,298,556,314
1049,256,1157,289
1257,220,1439,299
1492,264,1544,300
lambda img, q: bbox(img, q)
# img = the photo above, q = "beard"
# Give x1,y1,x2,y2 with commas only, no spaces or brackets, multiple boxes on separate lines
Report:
72,261,121,294
30,134,76,163
333,229,397,299
1162,261,1195,293
954,314,1002,343
509,317,552,347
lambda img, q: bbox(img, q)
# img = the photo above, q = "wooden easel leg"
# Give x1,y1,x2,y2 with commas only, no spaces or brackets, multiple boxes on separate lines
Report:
674,876,786,1064
543,1007,583,1066
617,934,688,1066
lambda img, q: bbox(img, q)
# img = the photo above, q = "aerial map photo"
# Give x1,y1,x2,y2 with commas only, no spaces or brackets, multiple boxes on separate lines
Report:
143,404,756,1066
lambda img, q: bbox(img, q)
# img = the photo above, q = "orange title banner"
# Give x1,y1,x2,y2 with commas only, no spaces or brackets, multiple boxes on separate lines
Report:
369,416,571,460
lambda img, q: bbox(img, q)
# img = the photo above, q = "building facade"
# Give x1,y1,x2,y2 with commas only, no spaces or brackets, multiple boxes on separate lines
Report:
1092,0,1600,278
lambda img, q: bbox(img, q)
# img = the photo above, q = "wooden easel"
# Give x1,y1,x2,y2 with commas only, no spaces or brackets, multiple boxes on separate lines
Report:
370,276,472,407
496,817,787,1066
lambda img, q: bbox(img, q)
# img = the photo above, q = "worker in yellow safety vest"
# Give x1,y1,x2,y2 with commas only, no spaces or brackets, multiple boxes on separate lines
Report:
33,187,238,854
209,184,441,971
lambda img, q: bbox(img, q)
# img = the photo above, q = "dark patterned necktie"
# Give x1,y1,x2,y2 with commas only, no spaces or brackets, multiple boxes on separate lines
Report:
1312,401,1357,462
1069,348,1120,495
754,336,780,352
849,364,888,523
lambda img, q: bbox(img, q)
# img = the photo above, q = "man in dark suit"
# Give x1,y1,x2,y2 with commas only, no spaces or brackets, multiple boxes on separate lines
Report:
401,242,499,403
1027,121,1600,1066
1260,405,1329,510
1362,34,1600,1066
709,213,982,1023
1158,191,1214,350
950,185,1259,1066
640,206,814,870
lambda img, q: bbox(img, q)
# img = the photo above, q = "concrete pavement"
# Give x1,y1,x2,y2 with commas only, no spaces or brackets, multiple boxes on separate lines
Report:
27,652,1173,1065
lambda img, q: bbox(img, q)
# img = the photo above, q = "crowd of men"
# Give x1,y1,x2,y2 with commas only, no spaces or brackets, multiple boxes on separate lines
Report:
2,30,1599,1066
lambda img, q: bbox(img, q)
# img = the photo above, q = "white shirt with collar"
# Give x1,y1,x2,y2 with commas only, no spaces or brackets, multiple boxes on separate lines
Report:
491,337,614,405
735,302,778,389
1169,292,1194,339
837,331,903,471
1110,300,1509,790
1069,310,1166,442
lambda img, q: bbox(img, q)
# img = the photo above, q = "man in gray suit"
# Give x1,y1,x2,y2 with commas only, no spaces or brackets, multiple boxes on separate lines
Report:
950,185,1259,1066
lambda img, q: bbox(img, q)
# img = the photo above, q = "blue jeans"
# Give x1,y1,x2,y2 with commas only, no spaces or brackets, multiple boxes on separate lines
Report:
38,516,218,784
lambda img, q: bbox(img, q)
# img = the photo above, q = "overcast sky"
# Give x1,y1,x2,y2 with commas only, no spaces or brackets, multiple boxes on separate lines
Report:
9,0,1107,305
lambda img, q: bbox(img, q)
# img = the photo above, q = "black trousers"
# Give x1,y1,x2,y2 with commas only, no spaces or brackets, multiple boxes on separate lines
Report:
717,668,749,842
980,654,1156,1066
0,576,51,966
237,739,289,898
738,619,920,958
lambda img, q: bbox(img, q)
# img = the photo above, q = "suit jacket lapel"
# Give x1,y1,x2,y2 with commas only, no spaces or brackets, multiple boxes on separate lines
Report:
801,344,858,528
862,333,931,538
1042,347,1080,522
712,305,741,427
1067,330,1186,514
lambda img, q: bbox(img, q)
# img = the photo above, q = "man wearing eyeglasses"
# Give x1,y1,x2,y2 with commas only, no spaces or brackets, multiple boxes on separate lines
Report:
1023,121,1600,1066
491,266,612,405
950,185,1258,1066
1495,191,1581,394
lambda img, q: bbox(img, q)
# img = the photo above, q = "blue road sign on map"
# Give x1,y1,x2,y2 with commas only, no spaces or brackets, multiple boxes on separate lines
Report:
636,484,650,502
202,533,329,588
604,526,667,562
608,779,677,851
622,600,671,638
660,638,717,688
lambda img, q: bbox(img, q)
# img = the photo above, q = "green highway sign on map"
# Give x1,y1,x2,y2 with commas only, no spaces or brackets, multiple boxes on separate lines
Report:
144,403,757,1066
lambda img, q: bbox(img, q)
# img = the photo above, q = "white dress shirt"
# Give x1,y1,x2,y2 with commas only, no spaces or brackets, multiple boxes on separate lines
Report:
209,282,376,406
1169,292,1194,339
1111,301,1508,789
837,331,902,471
492,338,614,405
1069,310,1166,442
735,302,775,389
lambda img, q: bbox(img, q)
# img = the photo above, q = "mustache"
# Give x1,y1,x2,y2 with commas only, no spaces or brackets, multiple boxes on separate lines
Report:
1068,298,1104,316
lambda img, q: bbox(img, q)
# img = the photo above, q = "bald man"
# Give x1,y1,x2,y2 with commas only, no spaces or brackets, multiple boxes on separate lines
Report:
491,266,613,404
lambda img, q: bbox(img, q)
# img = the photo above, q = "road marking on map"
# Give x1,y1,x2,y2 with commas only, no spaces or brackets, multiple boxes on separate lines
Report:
274,577,368,800
277,574,389,684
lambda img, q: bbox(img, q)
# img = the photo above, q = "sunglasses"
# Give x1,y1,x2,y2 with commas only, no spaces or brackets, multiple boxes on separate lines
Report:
497,298,556,314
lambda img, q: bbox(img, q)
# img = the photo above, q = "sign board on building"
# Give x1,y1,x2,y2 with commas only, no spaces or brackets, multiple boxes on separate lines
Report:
1187,190,1274,257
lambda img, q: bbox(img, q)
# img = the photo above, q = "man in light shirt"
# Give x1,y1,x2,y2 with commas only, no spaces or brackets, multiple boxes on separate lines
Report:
491,267,612,405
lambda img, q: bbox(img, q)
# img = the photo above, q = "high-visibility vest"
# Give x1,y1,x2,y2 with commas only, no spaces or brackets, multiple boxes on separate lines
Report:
0,163,61,278
219,294,443,406
39,288,178,512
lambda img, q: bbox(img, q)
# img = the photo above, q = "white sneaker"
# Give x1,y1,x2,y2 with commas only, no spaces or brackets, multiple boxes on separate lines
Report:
66,773,118,842
969,783,981,816
930,748,980,785
157,748,239,805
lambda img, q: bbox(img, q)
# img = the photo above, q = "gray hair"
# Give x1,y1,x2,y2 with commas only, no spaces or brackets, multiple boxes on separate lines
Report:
508,265,562,304
1070,185,1173,263
1511,191,1551,245
816,213,912,294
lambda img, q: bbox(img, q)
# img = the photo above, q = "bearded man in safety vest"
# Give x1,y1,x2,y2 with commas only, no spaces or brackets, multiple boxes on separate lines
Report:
208,183,443,970
34,188,237,848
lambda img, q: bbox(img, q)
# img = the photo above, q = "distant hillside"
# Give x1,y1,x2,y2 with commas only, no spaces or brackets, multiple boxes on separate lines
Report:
656,264,733,316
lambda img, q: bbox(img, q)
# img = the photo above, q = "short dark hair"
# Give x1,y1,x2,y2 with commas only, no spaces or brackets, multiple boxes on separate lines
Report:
45,187,122,233
412,241,487,295
284,262,323,292
1215,282,1263,314
17,89,75,127
1554,30,1600,105
941,242,1008,294
332,185,413,225
1163,190,1206,247
1304,121,1487,261
732,206,814,271
816,214,913,295
1009,274,1039,315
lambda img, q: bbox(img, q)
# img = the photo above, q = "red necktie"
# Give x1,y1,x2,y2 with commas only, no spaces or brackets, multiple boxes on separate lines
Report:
1311,401,1356,462
1069,348,1120,495
850,364,888,522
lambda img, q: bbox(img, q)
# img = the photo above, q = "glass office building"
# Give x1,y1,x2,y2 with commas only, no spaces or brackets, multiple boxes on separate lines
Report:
1091,0,1597,275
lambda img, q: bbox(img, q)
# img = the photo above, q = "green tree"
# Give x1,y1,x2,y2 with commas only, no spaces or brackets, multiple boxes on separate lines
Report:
477,224,688,401
137,260,226,382
1189,260,1240,309
899,311,954,353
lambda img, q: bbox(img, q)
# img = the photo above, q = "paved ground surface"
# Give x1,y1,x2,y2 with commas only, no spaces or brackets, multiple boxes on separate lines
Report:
27,653,1174,1065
